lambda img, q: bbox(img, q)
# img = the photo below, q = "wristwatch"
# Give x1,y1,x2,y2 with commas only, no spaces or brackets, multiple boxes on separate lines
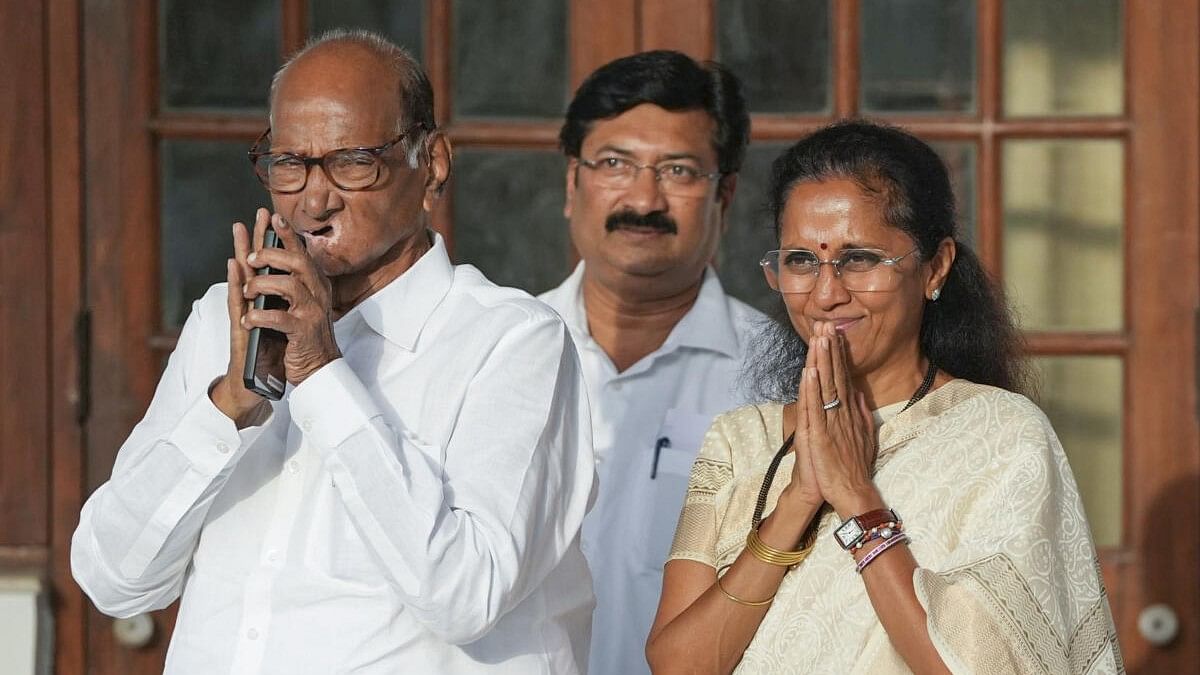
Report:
834,508,900,550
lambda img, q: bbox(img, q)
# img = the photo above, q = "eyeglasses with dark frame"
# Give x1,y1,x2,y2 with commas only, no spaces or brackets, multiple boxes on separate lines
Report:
247,124,428,193
577,156,722,197
760,247,921,294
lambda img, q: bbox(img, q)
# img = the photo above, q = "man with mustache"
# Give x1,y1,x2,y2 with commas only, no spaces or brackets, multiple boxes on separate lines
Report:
539,50,762,675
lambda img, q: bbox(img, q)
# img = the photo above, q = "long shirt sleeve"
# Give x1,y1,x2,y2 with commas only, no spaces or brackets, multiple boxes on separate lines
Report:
72,289,270,617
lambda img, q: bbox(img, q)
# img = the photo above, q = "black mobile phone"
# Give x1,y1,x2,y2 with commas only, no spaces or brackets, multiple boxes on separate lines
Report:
242,226,289,400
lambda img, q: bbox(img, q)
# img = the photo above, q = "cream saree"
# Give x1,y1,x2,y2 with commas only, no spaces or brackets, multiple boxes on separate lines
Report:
668,379,1123,674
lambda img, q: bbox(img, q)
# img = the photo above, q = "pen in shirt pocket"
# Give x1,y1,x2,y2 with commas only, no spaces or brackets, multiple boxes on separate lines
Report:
651,436,671,479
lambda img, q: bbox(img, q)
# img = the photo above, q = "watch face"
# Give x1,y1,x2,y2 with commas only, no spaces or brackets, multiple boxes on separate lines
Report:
836,519,864,548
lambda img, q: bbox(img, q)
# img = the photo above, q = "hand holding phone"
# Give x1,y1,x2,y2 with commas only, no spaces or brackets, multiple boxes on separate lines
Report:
242,226,289,400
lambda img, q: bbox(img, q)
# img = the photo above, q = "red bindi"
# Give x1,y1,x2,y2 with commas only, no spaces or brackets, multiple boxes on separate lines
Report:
819,242,829,250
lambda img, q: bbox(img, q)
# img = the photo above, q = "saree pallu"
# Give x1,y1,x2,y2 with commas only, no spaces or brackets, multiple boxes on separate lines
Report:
668,380,1124,674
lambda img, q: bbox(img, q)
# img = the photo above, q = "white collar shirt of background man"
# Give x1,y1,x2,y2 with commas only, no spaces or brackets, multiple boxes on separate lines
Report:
540,261,764,675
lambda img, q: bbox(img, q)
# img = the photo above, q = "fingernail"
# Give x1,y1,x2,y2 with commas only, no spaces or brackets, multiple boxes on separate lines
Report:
276,217,289,229
248,252,257,263
242,283,248,295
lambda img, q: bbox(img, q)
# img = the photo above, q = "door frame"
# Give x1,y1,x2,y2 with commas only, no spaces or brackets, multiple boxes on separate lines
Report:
55,0,1200,672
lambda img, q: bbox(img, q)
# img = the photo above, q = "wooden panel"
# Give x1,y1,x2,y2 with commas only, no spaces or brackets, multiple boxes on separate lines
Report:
1024,332,1127,356
639,0,713,59
570,0,637,89
84,0,177,671
149,111,266,140
47,0,87,670
281,0,307,56
84,0,160,489
445,120,561,147
832,0,859,117
750,116,1129,141
0,0,49,547
1120,0,1200,669
428,0,452,126
976,0,1002,276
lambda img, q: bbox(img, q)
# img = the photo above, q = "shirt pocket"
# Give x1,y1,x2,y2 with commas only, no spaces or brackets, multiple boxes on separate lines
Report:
302,482,387,588
642,409,717,571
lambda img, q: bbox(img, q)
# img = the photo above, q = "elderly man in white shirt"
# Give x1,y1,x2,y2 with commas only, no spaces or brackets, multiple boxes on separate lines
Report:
72,30,594,674
539,51,762,675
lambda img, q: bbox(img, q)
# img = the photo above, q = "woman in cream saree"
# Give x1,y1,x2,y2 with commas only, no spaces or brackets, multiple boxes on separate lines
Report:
646,121,1121,674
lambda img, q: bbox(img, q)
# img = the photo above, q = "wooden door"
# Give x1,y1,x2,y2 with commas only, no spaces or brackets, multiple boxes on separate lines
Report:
0,0,87,672
63,0,1198,673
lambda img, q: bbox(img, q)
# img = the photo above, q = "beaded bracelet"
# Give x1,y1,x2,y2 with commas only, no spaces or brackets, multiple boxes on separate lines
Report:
715,564,775,606
855,532,911,574
850,520,904,552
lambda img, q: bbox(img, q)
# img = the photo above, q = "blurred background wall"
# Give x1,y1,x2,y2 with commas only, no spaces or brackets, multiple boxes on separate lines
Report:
1,1,1197,673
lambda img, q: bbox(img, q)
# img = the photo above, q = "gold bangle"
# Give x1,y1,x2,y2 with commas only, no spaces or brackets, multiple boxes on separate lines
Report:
746,526,814,567
715,567,775,607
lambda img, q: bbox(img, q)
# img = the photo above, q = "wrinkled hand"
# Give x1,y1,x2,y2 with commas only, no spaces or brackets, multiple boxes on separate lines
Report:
242,212,341,386
211,208,272,425
799,321,878,514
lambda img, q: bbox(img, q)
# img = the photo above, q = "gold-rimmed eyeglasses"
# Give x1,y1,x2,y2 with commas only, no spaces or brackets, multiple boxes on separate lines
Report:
247,124,427,193
760,247,921,293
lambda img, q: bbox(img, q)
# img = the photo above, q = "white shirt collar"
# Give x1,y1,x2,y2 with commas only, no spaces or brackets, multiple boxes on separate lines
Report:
339,230,454,351
552,261,742,360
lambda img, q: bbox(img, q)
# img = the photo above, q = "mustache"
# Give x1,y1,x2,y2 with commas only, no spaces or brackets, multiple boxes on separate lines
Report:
605,210,678,235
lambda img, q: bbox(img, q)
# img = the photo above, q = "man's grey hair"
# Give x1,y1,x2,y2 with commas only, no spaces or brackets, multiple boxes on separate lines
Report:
269,29,435,167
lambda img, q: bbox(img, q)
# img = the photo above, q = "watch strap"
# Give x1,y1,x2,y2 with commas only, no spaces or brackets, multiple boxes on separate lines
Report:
835,508,899,549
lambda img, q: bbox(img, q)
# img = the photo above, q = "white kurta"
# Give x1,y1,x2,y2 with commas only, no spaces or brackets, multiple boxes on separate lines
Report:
540,263,765,675
670,379,1123,674
73,234,596,674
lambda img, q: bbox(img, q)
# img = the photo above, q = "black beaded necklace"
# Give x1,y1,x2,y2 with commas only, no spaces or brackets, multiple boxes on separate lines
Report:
750,360,940,538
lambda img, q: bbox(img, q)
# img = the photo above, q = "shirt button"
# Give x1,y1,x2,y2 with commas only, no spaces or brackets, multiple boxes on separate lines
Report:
265,549,279,564
301,420,313,433
246,628,259,640
216,441,230,454
611,382,623,392
286,460,300,474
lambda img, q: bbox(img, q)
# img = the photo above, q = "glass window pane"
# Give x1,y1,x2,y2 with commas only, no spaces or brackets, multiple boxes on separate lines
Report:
1003,140,1123,331
1004,0,1123,117
160,0,279,110
716,0,830,114
929,140,977,249
861,0,976,114
1033,356,1123,547
309,0,424,58
717,142,787,314
161,140,270,329
451,150,569,294
452,1,567,118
